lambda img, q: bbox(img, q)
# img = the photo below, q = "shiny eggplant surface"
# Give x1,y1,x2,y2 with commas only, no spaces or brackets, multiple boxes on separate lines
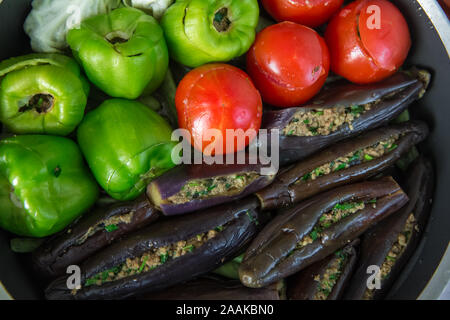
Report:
262,71,428,166
287,240,359,300
344,157,434,300
256,121,428,210
143,276,284,300
45,197,268,300
33,195,160,278
147,162,276,216
239,177,408,288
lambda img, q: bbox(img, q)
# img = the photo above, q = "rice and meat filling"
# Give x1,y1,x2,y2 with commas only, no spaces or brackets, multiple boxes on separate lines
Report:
296,201,367,249
293,201,370,299
75,212,135,245
283,102,373,137
363,213,417,300
168,172,260,204
313,250,348,300
297,135,399,183
80,227,223,290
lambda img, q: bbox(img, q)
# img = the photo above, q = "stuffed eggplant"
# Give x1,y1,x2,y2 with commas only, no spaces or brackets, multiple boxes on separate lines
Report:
239,177,408,288
287,240,359,300
33,195,160,278
45,197,268,300
256,121,428,210
147,162,276,216
344,157,434,300
143,276,284,300
261,70,429,166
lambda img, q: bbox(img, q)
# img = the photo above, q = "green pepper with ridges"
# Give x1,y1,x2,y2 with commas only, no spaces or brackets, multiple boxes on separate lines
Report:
67,7,169,99
161,0,259,67
0,53,89,136
77,99,177,201
0,135,99,237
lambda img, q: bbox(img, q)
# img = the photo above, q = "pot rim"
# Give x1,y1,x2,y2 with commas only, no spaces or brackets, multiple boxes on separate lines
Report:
0,0,449,301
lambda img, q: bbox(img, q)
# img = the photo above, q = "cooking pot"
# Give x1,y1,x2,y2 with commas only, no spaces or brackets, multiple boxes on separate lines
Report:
0,0,449,300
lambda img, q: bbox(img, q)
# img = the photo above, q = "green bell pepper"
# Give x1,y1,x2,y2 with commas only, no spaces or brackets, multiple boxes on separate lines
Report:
213,254,243,280
77,99,177,201
0,53,89,136
67,7,169,99
161,0,259,67
0,135,99,237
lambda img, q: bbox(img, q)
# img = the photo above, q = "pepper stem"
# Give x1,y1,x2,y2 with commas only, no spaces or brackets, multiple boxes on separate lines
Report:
213,7,231,32
19,94,54,114
105,31,130,44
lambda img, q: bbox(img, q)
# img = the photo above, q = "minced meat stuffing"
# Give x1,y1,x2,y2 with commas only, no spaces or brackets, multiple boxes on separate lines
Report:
296,201,366,249
81,227,223,290
313,250,348,300
283,102,373,137
75,212,134,245
363,213,417,300
168,172,261,204
297,135,399,183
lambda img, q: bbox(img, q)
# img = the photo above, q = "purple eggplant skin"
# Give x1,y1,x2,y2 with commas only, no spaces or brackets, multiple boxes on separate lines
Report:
343,157,434,300
239,177,408,288
262,71,427,166
256,121,428,210
142,276,283,300
287,239,359,300
45,197,269,300
33,195,160,278
147,162,276,216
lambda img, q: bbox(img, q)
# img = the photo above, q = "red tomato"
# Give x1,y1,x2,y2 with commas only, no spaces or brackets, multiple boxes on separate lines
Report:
261,0,344,27
246,22,330,108
175,63,263,156
325,0,411,84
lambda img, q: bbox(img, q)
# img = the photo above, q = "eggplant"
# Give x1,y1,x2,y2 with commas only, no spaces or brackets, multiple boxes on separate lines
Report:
287,239,359,300
262,71,428,166
142,276,284,300
256,121,428,210
147,162,276,216
239,177,408,288
33,195,160,278
344,157,434,300
45,197,268,300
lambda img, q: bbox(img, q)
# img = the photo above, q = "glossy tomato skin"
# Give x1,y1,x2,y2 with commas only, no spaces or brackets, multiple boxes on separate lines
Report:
261,0,344,27
175,64,262,156
246,22,330,108
325,0,411,84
